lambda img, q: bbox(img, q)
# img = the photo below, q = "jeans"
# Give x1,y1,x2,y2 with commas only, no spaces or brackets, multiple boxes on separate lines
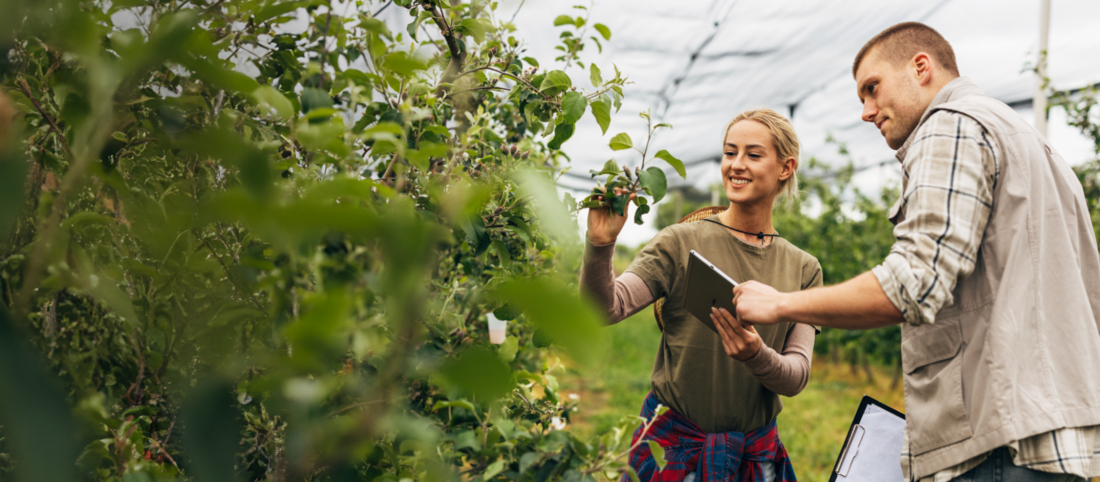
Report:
950,448,1086,482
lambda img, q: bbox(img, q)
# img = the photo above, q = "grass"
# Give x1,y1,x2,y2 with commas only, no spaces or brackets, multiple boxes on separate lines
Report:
560,308,908,482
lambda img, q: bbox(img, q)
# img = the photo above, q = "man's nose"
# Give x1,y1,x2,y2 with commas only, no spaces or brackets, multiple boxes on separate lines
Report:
862,101,878,124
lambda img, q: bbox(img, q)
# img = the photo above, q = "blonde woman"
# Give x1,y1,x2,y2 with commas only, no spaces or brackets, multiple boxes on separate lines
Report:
581,109,821,482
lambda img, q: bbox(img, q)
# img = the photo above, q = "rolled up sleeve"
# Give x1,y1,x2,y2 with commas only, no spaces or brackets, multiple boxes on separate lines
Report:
873,111,998,326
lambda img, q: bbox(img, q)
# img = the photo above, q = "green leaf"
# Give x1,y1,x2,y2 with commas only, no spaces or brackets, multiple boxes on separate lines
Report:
639,166,667,203
407,10,434,40
300,88,333,114
590,100,611,134
514,168,576,242
553,15,574,27
498,336,519,362
648,440,667,471
251,85,294,120
609,132,633,151
611,192,630,217
593,23,612,40
432,399,478,413
493,305,520,321
589,64,603,87
653,150,686,178
179,56,260,94
0,310,81,482
383,51,429,76
360,18,393,39
0,147,27,244
633,203,651,225
496,277,606,366
438,346,515,404
560,91,587,125
254,0,323,23
539,70,572,93
456,18,494,44
596,159,619,177
182,380,241,482
522,56,539,68
547,122,575,150
484,460,506,480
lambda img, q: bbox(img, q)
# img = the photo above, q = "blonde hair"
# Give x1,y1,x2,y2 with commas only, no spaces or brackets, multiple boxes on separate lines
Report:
723,108,800,205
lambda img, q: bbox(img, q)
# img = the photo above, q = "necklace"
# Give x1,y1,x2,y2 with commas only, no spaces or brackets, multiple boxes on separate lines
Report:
702,218,781,245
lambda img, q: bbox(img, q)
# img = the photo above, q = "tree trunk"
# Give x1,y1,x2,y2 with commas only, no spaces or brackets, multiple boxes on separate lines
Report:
890,358,903,390
860,352,875,384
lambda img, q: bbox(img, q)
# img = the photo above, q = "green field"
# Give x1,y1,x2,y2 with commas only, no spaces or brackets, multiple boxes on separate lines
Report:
559,308,907,482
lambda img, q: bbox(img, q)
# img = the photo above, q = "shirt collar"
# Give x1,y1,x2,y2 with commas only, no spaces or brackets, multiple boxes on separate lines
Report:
894,76,982,161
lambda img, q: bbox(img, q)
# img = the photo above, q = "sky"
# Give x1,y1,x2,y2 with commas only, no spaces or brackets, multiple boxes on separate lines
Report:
482,0,1100,246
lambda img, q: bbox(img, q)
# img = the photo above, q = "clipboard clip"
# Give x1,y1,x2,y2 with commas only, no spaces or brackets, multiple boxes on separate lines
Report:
834,424,866,477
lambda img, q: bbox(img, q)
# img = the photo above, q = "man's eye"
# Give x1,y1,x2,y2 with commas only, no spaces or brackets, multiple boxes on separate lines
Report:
869,83,877,94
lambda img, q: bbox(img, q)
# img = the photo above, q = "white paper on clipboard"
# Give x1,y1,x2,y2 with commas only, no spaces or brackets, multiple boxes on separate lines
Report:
834,404,906,482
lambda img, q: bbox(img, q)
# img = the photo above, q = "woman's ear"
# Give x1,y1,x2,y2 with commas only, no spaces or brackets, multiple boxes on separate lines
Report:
778,157,797,181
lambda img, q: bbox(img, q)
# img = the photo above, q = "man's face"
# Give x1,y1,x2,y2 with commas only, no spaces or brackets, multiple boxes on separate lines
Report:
855,48,925,150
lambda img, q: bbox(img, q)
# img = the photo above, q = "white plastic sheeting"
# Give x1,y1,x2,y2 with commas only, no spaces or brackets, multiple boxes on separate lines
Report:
376,0,1100,244
497,0,1099,183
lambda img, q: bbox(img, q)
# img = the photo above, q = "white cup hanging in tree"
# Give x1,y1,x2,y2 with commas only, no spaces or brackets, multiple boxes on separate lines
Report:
488,312,507,344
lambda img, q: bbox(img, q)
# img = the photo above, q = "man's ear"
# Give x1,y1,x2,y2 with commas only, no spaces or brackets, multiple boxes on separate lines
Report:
779,157,797,181
912,52,933,86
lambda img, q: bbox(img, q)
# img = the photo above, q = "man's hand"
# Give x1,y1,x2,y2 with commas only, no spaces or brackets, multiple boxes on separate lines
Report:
585,188,633,245
711,307,762,361
732,280,787,326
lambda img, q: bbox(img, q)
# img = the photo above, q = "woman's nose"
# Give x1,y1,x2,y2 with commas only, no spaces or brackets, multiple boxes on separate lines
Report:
730,153,747,170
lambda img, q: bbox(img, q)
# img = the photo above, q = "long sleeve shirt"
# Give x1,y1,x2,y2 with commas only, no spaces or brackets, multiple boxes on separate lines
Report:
872,109,1100,481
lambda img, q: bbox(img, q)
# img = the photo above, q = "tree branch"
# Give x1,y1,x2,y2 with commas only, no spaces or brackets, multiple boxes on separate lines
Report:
18,78,73,161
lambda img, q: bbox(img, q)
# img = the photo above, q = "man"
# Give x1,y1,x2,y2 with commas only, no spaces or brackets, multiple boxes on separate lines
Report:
732,22,1100,481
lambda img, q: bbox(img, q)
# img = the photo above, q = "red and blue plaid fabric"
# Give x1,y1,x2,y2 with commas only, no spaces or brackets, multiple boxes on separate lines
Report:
621,392,797,482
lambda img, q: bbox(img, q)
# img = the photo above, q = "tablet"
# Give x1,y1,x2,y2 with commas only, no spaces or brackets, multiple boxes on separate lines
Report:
682,250,739,333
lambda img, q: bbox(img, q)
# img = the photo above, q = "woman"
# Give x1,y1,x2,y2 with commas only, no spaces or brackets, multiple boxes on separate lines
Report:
580,109,821,482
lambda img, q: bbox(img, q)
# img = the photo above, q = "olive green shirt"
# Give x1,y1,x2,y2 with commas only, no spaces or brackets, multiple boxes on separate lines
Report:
626,216,822,434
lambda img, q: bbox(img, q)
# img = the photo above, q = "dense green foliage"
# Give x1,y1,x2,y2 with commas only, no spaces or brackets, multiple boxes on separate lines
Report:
0,1,679,481
1,1,1097,481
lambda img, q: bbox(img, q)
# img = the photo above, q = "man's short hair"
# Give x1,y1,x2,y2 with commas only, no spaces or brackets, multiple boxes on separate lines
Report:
852,22,959,78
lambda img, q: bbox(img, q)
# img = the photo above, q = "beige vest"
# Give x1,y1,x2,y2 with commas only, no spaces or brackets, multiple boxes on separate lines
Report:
892,77,1100,478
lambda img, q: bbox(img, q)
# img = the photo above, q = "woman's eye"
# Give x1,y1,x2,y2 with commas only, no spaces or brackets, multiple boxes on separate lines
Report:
725,151,735,156
749,154,761,159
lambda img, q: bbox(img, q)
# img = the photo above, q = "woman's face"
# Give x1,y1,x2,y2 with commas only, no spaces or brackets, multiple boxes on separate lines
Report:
720,120,795,209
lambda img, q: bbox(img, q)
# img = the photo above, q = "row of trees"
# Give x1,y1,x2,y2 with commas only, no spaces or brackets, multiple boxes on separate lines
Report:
0,0,679,481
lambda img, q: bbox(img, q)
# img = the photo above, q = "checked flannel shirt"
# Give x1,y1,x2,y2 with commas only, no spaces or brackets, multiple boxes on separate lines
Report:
870,110,1100,481
621,392,796,482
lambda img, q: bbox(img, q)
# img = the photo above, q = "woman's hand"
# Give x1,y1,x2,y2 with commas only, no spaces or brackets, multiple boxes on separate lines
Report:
711,307,763,361
586,188,633,245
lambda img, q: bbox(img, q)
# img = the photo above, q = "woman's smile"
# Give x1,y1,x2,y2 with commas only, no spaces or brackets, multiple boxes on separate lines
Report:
729,176,752,187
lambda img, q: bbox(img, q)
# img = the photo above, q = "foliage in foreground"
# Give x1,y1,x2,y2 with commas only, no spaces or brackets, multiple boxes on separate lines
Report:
0,0,679,480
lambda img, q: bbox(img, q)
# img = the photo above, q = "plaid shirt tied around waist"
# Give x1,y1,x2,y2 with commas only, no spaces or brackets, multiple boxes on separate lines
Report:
621,392,797,482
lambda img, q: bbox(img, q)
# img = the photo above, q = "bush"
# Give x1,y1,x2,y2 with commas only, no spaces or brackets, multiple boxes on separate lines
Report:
0,1,668,480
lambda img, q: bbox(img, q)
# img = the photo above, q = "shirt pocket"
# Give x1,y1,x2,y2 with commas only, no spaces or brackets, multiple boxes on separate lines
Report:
901,316,973,455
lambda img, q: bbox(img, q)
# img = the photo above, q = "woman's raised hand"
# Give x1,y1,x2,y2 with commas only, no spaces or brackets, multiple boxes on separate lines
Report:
586,188,633,245
711,307,763,361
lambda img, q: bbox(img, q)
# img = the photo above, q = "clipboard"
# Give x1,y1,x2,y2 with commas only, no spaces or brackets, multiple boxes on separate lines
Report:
829,395,906,482
682,250,739,333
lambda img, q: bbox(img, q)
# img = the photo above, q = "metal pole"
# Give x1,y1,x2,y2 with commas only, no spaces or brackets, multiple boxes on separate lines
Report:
1035,0,1051,136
